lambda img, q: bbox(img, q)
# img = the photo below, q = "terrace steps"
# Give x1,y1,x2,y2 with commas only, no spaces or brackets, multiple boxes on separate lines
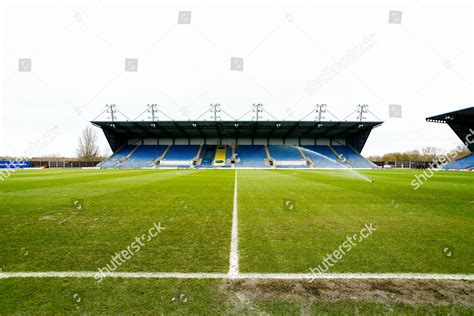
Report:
196,145,203,159
200,145,217,166
296,146,307,160
158,145,171,160
213,146,226,166
264,146,271,159
328,144,339,156
346,144,378,168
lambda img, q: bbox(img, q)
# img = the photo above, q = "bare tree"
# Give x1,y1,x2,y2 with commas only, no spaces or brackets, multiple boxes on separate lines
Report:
366,146,465,162
421,146,441,161
77,126,99,160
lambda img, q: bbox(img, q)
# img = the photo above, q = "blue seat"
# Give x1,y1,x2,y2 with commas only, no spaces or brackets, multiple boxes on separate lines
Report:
164,145,200,160
332,146,375,168
225,147,233,166
444,153,474,169
159,145,200,167
100,145,136,168
121,145,168,168
268,145,303,160
268,145,308,167
301,146,344,168
235,145,268,168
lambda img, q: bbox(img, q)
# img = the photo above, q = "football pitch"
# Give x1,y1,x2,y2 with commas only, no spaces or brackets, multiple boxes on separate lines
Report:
0,169,473,314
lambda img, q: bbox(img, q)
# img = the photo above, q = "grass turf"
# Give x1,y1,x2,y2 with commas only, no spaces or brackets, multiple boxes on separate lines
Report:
0,169,234,272
238,169,474,274
0,168,473,313
1,279,473,314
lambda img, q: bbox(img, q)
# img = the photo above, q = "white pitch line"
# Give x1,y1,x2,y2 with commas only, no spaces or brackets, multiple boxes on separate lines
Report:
1,272,473,280
0,272,226,279
239,273,474,280
228,169,239,277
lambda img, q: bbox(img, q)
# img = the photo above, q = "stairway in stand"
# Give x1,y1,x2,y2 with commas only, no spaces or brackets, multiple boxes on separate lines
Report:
200,145,217,166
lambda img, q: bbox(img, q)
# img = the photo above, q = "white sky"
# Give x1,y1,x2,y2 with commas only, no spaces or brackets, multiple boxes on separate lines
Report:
1,0,472,157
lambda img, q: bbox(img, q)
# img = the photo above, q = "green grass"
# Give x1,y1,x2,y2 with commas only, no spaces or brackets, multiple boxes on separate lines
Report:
1,279,473,314
0,168,473,313
238,169,474,273
0,169,234,272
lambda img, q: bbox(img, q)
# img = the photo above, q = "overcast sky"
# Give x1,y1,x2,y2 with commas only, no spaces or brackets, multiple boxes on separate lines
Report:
1,0,472,157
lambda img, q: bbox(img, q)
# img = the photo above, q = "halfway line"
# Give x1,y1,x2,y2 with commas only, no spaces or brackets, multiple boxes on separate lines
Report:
228,169,239,277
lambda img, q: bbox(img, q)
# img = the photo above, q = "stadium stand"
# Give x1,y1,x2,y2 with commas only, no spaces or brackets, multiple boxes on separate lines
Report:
159,145,199,167
301,146,345,168
200,145,216,166
303,146,338,160
427,107,474,170
234,145,268,168
444,153,474,170
97,144,377,169
225,146,233,167
92,117,383,169
332,145,376,168
99,145,135,168
0,160,30,169
268,145,303,160
213,146,227,166
268,145,306,167
121,145,168,168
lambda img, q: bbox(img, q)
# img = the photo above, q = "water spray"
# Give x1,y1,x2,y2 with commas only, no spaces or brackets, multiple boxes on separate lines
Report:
296,146,374,183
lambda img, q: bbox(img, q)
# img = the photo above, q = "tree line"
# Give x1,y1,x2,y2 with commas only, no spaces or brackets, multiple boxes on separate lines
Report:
367,146,471,162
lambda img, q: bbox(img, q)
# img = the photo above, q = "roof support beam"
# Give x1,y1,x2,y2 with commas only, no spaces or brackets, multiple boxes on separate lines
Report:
115,123,145,140
192,123,205,139
131,122,159,139
316,122,342,138
172,121,190,138
282,122,301,140
330,123,360,139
